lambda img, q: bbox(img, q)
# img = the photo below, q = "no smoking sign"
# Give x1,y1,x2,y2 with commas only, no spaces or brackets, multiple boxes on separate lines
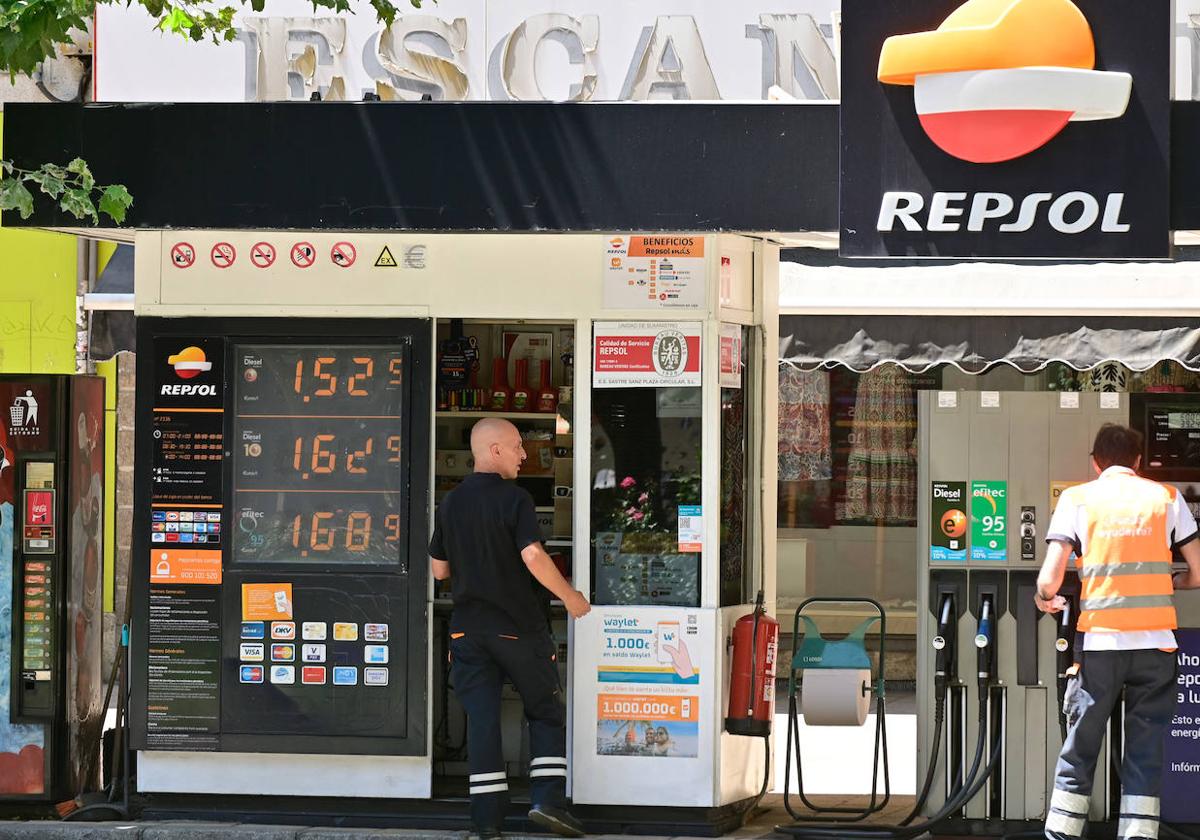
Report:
211,242,236,269
250,242,276,268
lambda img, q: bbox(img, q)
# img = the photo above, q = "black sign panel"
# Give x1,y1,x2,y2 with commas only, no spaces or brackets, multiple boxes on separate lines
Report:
840,0,1170,258
146,584,221,750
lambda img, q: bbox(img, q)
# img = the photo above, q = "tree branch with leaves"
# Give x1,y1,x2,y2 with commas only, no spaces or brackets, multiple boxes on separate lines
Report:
0,0,423,225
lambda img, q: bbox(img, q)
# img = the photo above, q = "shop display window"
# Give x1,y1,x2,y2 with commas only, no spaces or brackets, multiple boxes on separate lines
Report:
590,386,702,607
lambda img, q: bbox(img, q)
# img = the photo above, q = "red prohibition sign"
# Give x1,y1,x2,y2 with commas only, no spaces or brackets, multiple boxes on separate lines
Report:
170,242,196,269
210,242,236,269
250,242,276,268
331,241,356,268
291,241,316,268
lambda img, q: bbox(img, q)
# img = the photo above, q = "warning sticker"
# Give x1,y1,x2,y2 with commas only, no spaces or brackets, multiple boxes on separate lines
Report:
250,242,276,268
210,242,236,269
171,242,196,269
375,246,397,268
291,242,316,269
331,241,356,268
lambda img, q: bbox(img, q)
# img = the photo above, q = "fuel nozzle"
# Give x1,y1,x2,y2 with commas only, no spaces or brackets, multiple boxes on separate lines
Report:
974,595,996,686
933,593,956,693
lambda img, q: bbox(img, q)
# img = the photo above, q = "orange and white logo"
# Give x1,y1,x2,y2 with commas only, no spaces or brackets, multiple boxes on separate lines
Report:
877,0,1132,163
167,346,212,380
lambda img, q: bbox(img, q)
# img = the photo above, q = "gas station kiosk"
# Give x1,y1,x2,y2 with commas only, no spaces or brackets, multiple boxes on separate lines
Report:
127,231,778,827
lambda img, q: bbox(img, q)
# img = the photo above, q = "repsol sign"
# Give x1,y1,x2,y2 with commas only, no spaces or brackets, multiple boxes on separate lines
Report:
877,192,1131,235
840,0,1169,259
160,384,217,396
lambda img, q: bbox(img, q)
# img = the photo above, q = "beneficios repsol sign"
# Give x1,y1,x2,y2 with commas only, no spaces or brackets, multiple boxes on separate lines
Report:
840,0,1170,259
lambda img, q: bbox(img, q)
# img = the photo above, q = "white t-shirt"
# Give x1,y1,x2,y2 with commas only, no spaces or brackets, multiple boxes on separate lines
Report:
1045,466,1197,651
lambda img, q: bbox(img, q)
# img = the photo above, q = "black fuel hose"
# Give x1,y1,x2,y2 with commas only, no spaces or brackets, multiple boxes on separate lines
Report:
778,692,999,840
899,690,945,826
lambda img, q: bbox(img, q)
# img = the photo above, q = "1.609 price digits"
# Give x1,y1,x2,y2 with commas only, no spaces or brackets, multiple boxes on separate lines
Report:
290,511,401,555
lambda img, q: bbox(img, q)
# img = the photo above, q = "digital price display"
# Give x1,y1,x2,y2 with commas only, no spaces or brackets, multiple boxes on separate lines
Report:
233,345,405,565
1146,405,1200,474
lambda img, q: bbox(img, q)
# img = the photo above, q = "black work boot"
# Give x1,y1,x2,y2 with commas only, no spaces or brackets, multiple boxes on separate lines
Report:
528,804,586,837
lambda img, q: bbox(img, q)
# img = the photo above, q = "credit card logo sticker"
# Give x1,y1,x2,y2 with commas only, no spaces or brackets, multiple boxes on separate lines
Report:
270,665,295,684
240,643,264,661
302,622,327,640
333,667,358,685
364,667,389,686
302,666,327,685
271,644,295,662
364,623,388,642
240,665,264,683
241,622,265,639
364,645,389,665
302,644,326,663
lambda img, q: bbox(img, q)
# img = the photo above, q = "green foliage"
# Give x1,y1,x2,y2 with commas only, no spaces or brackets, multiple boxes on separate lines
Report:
0,0,424,224
0,159,132,224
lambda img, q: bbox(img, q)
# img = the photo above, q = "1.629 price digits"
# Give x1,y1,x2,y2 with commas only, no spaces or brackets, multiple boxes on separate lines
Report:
292,433,402,478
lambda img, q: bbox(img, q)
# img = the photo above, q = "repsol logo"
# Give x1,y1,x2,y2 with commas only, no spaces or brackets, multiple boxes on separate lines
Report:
160,384,217,396
877,191,1130,234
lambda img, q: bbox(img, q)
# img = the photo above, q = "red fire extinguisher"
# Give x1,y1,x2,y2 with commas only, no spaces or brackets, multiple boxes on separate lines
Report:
725,591,779,737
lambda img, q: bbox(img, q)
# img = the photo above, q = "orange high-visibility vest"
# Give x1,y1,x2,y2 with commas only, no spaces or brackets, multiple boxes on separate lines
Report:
1074,473,1177,633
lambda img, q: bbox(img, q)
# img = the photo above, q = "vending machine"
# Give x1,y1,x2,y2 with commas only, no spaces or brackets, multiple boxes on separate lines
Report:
129,319,430,796
0,375,105,811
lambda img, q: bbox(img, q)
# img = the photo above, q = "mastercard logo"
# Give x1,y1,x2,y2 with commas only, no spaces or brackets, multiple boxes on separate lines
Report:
167,346,212,379
877,0,1132,164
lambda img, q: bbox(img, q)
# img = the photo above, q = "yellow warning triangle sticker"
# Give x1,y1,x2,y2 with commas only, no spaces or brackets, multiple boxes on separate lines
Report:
374,245,398,268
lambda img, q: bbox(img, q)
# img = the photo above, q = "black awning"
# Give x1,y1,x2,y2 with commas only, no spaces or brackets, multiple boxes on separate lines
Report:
779,315,1200,373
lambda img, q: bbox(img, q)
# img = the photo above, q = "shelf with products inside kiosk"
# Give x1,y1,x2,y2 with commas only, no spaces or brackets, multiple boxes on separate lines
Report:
430,318,577,793
126,231,777,832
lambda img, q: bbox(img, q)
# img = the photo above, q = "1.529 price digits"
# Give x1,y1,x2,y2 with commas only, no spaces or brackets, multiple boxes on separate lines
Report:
293,355,403,403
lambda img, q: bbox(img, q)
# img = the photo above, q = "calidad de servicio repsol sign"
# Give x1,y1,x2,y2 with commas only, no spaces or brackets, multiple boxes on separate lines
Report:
840,0,1170,259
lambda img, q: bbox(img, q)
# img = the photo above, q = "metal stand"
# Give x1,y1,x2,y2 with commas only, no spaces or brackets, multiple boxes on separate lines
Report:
782,597,890,823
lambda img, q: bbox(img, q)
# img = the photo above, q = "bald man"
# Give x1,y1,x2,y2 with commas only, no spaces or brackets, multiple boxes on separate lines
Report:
430,418,590,839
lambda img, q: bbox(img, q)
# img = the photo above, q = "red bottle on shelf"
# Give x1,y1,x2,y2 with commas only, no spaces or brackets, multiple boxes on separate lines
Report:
512,358,532,412
537,359,557,413
489,358,512,411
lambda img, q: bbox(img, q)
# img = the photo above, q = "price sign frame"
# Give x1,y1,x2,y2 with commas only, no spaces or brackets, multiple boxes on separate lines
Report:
230,341,413,572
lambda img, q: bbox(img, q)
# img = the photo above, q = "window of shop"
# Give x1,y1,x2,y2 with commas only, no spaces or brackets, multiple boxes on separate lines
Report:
721,325,752,607
590,386,703,607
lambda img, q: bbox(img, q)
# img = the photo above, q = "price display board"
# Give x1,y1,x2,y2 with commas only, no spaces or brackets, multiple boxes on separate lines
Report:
233,346,405,566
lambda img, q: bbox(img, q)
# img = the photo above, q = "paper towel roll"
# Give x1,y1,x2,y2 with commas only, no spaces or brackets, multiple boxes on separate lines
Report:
801,668,871,726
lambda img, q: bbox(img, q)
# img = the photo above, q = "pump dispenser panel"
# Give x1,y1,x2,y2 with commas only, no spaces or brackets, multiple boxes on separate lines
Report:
917,391,1124,826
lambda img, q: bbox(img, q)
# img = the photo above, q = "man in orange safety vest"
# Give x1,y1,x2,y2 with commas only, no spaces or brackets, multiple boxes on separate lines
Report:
1036,424,1200,840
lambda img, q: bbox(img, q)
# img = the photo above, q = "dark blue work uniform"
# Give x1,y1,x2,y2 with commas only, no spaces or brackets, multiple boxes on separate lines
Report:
429,472,567,833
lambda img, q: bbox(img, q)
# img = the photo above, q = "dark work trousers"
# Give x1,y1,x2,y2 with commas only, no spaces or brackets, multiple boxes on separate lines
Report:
450,630,568,832
1045,649,1177,840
